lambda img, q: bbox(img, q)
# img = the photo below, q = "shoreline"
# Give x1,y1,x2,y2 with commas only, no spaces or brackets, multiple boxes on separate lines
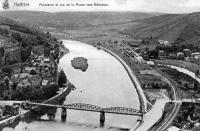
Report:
0,85,72,129
63,39,178,131
66,39,147,113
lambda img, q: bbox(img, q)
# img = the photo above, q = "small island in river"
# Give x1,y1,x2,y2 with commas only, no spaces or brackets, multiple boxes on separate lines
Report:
71,57,88,72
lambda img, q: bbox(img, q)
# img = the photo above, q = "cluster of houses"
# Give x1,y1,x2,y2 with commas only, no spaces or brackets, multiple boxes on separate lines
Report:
158,40,171,46
12,53,56,91
0,39,21,65
159,48,200,61
0,48,58,99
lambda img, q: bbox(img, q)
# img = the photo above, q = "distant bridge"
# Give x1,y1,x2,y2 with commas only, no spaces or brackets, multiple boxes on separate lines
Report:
171,98,200,104
21,102,145,116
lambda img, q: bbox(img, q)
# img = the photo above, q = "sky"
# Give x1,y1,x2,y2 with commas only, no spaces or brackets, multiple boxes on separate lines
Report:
1,0,200,13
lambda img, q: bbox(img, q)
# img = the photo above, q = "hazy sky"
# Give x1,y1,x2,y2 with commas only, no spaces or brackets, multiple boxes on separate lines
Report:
1,0,200,13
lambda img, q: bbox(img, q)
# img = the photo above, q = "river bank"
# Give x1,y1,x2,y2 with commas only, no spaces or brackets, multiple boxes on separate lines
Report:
72,39,147,113
0,83,73,130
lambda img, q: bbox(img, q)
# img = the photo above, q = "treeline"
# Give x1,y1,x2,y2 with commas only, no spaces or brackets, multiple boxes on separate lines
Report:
144,43,200,60
0,28,9,36
10,24,38,36
11,84,59,101
10,32,53,62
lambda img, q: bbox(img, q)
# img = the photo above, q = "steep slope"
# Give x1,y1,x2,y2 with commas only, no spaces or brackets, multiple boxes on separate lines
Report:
123,12,200,44
0,15,57,46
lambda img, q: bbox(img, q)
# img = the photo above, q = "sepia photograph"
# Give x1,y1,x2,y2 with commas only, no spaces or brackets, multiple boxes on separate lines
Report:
0,0,200,131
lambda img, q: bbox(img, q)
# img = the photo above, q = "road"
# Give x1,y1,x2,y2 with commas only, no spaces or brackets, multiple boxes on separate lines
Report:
97,45,182,131
129,51,182,131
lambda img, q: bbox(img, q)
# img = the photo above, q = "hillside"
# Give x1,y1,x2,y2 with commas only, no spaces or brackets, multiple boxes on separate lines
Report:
0,15,58,46
0,11,159,30
123,12,200,44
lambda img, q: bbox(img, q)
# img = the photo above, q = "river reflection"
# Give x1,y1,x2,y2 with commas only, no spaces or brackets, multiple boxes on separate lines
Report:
2,40,140,131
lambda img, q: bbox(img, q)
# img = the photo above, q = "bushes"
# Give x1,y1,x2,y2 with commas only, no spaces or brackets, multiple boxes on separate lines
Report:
58,70,67,87
0,28,9,36
11,32,22,42
21,46,32,62
144,81,170,89
1,67,13,77
11,84,59,101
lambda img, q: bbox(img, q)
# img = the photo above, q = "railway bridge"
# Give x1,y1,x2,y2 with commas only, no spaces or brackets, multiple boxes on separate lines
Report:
18,101,145,126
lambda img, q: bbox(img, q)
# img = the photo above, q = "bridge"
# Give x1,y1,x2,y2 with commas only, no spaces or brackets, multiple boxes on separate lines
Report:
170,98,200,104
16,101,145,126
20,101,144,116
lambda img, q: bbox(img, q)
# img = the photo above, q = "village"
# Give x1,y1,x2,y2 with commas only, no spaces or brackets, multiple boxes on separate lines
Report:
0,36,67,120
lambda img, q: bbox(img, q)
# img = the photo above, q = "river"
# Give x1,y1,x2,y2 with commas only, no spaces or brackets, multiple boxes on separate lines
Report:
2,40,140,131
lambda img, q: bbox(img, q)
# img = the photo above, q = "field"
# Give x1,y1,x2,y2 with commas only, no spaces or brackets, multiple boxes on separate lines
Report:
155,59,200,73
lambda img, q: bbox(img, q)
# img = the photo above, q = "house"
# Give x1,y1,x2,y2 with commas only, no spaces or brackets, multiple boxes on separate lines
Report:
44,58,50,63
134,48,141,53
129,42,139,48
24,67,36,74
11,73,29,83
168,53,177,59
41,79,48,86
146,61,155,66
159,50,167,59
183,49,192,57
17,79,31,91
41,71,55,83
28,75,42,87
192,52,200,59
177,52,184,60
158,40,171,46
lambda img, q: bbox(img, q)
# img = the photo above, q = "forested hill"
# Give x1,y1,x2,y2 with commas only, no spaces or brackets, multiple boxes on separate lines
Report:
0,15,58,46
0,11,160,30
123,12,200,45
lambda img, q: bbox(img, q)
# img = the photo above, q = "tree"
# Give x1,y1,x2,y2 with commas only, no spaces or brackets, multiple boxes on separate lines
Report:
3,76,10,90
21,46,32,62
193,81,199,92
11,32,22,42
21,41,28,48
29,69,37,75
44,47,51,57
54,43,59,49
1,67,13,77
54,48,60,60
12,81,17,91
58,70,67,87
0,28,9,36
21,49,27,62
195,70,199,76
0,47,5,56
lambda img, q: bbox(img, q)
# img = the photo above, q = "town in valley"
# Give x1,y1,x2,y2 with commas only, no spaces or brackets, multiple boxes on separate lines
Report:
1,3,200,131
